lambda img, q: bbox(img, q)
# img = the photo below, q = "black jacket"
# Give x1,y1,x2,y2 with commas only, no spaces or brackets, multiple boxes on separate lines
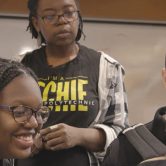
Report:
102,106,166,166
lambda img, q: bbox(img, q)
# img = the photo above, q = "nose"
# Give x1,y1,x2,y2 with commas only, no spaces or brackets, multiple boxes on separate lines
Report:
24,115,39,129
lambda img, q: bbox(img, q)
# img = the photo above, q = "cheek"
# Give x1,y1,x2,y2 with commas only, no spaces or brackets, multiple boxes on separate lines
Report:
0,115,19,157
0,125,13,157
0,128,9,145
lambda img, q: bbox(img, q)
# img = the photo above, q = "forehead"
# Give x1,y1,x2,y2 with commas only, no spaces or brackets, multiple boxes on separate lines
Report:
0,75,42,106
37,0,78,12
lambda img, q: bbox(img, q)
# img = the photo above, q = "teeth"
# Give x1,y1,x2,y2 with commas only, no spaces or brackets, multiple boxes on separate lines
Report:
16,135,33,141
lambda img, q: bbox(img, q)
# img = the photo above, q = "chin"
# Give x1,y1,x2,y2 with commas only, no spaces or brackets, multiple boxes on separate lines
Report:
53,37,75,46
10,148,32,159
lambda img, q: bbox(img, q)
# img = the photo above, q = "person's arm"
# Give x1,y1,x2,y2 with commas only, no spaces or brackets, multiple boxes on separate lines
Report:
40,123,106,152
78,60,129,152
91,52,129,153
75,127,106,152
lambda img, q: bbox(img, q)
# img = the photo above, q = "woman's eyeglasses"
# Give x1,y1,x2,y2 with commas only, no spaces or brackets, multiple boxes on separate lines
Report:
0,105,50,124
38,10,79,25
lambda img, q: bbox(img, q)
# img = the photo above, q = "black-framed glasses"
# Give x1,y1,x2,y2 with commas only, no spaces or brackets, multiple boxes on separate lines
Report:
39,10,79,25
0,105,50,124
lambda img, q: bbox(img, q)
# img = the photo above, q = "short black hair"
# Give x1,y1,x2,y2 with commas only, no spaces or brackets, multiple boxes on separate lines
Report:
27,0,84,44
0,58,38,92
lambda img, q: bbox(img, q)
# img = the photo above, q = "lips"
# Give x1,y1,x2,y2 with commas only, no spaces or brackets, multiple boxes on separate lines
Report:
13,134,35,149
56,30,71,38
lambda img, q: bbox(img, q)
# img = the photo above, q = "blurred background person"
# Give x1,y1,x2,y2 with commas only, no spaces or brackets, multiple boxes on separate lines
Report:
102,58,166,166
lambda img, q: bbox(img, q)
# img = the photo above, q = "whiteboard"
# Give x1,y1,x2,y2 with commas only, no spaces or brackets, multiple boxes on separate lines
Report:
1,17,166,124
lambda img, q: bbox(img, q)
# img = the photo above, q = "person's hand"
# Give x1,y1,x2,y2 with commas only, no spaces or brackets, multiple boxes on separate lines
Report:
40,123,81,151
31,133,43,156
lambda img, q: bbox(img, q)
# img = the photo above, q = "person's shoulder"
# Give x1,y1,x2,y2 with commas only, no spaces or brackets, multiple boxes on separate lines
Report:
24,46,44,59
12,47,42,63
79,44,125,70
18,47,44,68
155,106,166,114
21,46,44,65
79,44,101,57
151,106,166,127
99,51,125,74
100,51,120,65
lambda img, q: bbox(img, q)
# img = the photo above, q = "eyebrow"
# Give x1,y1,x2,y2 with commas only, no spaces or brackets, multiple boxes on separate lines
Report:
41,8,55,13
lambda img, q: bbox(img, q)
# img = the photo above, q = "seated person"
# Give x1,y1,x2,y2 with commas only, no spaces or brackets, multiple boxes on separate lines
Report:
102,67,166,166
0,58,50,166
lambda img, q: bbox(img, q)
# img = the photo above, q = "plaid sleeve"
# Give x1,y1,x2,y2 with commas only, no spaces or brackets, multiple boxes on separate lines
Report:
90,52,129,160
103,61,129,133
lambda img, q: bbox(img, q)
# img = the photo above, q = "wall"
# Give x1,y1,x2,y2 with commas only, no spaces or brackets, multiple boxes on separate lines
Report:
0,0,166,22
81,22,166,124
0,17,166,124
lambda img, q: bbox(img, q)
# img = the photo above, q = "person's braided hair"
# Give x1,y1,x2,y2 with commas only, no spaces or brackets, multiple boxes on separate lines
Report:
27,0,85,44
0,58,38,91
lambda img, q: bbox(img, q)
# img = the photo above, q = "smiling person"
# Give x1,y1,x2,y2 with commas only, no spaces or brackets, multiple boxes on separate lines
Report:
16,0,129,166
0,58,50,166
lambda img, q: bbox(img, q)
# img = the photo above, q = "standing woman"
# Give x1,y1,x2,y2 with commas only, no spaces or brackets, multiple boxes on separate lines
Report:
17,0,129,165
0,58,50,166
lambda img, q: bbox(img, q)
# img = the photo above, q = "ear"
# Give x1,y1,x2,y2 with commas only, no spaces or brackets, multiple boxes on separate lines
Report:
32,16,40,33
161,68,166,85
